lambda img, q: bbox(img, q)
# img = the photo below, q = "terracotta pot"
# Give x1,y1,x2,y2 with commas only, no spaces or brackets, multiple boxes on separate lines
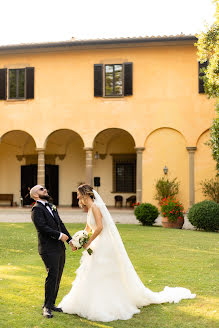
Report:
161,216,184,229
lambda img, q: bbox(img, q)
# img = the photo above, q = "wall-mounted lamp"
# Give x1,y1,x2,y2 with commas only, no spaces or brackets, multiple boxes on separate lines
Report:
94,151,106,160
163,165,168,175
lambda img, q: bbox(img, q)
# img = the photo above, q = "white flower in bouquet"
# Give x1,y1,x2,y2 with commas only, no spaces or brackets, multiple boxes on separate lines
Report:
72,230,93,255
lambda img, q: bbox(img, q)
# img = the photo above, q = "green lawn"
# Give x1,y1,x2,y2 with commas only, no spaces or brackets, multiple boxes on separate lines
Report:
0,223,218,328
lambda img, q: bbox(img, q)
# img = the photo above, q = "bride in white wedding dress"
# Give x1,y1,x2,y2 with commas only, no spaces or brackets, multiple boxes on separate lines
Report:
58,184,196,322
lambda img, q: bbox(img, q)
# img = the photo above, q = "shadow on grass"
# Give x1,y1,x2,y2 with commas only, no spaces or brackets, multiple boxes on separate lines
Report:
0,300,218,328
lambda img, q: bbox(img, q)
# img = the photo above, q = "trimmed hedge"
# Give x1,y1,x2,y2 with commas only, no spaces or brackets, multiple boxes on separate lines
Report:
188,200,219,232
134,203,159,226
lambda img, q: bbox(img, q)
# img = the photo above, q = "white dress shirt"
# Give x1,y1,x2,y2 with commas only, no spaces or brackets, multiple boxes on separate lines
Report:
37,200,63,240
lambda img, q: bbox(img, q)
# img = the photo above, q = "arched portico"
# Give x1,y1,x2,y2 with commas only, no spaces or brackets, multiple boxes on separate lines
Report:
92,128,143,206
143,127,189,208
0,130,37,206
41,129,85,205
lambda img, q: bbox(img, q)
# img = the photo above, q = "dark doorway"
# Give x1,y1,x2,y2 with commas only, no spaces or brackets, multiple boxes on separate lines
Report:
21,164,59,205
45,165,59,205
21,165,37,205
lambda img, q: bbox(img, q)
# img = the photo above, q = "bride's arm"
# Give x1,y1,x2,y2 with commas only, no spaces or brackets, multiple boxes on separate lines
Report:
85,224,91,233
83,205,103,248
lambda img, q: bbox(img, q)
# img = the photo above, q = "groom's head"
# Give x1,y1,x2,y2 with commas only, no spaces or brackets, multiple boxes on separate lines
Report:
30,185,50,201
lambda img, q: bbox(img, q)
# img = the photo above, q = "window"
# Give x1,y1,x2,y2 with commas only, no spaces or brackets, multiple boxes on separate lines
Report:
94,62,133,97
105,64,123,96
9,69,25,99
112,155,136,192
0,67,34,101
198,61,208,94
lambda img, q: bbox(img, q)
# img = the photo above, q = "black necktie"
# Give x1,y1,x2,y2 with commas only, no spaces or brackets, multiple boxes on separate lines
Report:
45,203,55,217
45,203,52,210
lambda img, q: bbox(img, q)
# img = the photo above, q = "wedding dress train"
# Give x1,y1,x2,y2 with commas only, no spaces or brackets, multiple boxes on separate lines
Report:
58,191,196,322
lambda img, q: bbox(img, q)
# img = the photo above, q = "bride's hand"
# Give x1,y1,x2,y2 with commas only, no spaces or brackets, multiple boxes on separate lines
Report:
69,242,77,252
83,242,90,249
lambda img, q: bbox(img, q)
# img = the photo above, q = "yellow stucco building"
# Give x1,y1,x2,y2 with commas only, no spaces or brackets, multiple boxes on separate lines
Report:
0,35,216,208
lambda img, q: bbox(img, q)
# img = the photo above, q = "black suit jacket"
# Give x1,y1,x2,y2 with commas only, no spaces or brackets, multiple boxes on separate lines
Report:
31,201,72,255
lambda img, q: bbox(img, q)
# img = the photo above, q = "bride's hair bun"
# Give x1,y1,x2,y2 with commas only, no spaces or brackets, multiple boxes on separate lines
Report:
77,184,95,199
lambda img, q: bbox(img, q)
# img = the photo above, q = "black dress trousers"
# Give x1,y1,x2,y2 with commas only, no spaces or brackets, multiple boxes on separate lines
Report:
41,248,65,309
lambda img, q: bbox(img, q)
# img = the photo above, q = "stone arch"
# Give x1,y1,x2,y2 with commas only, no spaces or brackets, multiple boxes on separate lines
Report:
0,130,37,206
1,129,37,150
93,128,136,152
144,127,187,146
92,128,136,206
143,127,189,208
195,128,210,147
44,129,85,206
195,128,217,203
43,128,85,149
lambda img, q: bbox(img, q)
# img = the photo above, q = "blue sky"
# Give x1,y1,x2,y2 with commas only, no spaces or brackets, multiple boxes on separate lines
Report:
0,0,216,45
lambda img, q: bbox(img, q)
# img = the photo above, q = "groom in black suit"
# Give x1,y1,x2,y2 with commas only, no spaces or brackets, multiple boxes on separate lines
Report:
30,185,75,318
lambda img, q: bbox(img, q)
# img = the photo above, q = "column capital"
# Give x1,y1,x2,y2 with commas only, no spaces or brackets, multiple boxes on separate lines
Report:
84,147,93,152
36,147,45,152
135,147,145,152
186,147,197,153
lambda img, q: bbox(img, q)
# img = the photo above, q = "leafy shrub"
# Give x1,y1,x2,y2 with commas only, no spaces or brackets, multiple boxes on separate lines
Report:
188,200,219,232
155,177,179,202
134,203,159,226
200,177,219,203
160,197,184,222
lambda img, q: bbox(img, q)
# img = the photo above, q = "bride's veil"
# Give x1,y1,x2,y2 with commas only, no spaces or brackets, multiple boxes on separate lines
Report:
92,189,196,305
93,189,130,255
92,189,135,262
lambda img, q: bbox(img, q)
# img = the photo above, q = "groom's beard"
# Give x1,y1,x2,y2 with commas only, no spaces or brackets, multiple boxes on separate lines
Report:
39,194,50,201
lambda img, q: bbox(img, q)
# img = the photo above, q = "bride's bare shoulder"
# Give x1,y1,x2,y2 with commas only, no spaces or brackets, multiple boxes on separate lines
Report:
91,203,98,210
91,203,102,215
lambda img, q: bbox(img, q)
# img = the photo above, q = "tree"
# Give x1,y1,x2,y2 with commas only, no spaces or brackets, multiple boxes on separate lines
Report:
196,0,219,173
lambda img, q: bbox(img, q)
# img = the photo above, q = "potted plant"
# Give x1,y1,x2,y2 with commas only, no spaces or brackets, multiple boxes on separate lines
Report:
160,197,184,229
154,177,179,203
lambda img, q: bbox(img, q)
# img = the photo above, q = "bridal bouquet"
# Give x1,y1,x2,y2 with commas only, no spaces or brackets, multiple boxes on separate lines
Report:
72,230,93,255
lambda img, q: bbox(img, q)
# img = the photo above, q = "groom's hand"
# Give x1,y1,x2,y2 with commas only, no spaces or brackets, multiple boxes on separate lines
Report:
60,233,68,242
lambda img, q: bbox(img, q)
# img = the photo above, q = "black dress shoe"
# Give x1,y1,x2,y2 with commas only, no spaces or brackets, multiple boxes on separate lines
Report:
42,307,53,318
51,305,63,312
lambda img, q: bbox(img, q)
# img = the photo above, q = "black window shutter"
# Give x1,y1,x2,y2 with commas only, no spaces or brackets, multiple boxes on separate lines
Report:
124,62,133,96
198,61,208,94
94,64,103,97
0,68,7,100
26,67,34,99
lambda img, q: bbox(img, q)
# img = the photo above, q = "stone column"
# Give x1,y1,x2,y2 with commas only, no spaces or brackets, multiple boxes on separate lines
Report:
186,147,197,208
135,147,145,203
84,147,93,186
36,148,45,186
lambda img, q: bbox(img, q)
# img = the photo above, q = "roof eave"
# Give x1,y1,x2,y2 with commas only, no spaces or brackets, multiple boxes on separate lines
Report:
0,35,197,52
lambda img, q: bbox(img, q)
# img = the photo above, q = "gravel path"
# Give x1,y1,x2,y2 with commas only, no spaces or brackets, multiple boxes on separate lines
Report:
0,207,195,229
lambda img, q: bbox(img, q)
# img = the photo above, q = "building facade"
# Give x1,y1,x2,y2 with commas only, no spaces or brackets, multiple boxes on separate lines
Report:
0,36,216,208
